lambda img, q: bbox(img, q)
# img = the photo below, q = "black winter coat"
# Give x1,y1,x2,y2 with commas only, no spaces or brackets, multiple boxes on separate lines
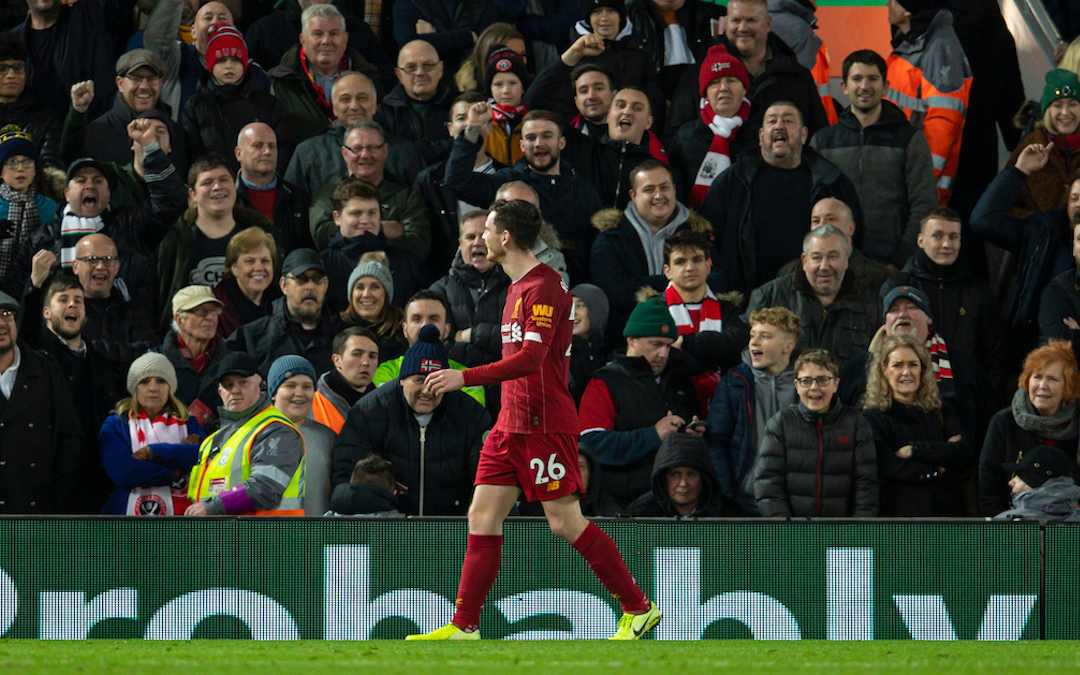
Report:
333,380,492,515
626,0,722,79
374,83,455,168
562,129,666,210
862,402,972,516
0,90,62,168
1039,268,1080,342
755,399,878,517
182,75,286,175
0,344,85,514
83,94,188,175
700,149,863,296
977,403,1080,516
429,250,509,367
882,250,1007,430
226,297,347,377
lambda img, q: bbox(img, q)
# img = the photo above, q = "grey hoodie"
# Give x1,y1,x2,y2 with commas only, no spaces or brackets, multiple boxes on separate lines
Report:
625,200,691,275
743,349,797,509
994,476,1080,522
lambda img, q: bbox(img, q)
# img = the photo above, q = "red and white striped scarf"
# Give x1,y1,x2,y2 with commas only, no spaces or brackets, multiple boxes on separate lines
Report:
688,97,750,208
665,282,723,334
926,331,955,398
125,410,192,516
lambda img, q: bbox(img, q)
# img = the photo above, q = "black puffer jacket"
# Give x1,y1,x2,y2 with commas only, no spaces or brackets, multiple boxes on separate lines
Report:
627,432,729,517
182,74,286,175
332,380,492,515
754,398,878,517
862,402,972,516
225,296,347,377
429,250,509,368
0,90,62,168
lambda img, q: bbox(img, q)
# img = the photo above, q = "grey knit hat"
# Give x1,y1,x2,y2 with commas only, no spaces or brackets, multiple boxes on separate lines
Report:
127,352,179,395
348,260,393,302
267,354,317,397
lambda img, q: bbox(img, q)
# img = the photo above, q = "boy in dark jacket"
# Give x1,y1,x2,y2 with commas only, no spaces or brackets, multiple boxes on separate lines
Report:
328,454,402,517
754,348,878,517
182,23,286,174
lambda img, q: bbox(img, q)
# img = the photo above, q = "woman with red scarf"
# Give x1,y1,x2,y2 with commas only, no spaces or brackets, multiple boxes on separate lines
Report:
483,46,529,166
669,46,752,208
1005,69,1080,217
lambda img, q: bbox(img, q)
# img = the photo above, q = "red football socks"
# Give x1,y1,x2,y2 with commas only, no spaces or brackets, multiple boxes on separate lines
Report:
451,534,503,632
572,522,650,614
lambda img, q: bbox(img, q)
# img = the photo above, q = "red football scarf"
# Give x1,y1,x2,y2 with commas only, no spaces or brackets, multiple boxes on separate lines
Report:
1050,133,1080,163
926,331,955,398
666,283,723,416
489,98,526,125
689,97,750,208
300,46,348,122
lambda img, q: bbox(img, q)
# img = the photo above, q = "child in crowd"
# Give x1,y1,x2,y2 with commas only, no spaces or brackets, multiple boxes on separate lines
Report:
0,127,56,298
327,454,402,517
484,46,528,166
182,22,284,174
320,177,422,312
754,349,878,517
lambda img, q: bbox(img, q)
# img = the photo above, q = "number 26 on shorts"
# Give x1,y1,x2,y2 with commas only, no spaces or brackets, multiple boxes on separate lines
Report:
530,453,566,485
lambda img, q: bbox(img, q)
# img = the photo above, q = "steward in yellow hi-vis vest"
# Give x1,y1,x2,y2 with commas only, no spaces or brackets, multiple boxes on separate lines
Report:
187,353,305,516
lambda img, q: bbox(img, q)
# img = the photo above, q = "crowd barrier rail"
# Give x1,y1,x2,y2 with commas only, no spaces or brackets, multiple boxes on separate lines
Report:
0,517,1073,640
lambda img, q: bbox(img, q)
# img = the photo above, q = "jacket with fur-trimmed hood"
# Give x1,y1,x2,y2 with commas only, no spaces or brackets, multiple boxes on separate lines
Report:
589,204,716,337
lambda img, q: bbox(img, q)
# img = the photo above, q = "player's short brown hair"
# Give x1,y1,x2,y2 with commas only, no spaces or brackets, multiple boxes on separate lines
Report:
489,198,542,251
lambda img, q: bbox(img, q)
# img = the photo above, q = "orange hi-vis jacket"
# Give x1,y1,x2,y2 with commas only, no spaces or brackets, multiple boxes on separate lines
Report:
885,9,972,206
812,43,838,126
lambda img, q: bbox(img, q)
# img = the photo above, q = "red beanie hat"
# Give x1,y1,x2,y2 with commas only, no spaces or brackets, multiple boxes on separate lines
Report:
698,45,749,98
206,21,248,75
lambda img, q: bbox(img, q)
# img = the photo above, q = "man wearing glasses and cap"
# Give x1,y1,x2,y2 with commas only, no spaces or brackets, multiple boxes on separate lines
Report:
226,248,346,377
186,351,305,516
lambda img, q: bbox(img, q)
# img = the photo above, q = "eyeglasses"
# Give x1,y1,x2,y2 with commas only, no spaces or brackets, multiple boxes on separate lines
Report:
183,305,223,318
342,143,386,155
0,310,14,322
124,74,161,86
0,63,25,75
795,376,835,388
396,61,440,75
287,273,328,286
3,159,33,170
75,255,120,268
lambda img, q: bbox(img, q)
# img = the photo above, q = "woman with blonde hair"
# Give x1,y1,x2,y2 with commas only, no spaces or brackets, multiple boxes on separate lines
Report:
1005,69,1080,216
454,23,526,93
979,339,1080,515
861,335,972,516
99,353,205,515
212,225,281,338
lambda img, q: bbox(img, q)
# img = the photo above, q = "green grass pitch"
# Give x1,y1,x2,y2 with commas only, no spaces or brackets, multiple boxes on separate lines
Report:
1,641,1079,674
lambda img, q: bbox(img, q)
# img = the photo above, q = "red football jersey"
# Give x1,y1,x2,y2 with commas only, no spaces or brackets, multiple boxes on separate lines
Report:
496,264,578,434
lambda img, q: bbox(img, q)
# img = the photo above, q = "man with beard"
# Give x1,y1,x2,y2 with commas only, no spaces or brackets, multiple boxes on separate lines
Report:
747,224,880,368
26,235,158,368
701,101,861,296
18,271,121,512
226,248,345,376
0,289,84,514
444,105,603,284
309,119,431,260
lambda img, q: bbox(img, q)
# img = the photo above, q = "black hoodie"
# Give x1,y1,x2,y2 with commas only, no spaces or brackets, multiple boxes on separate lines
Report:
627,432,730,516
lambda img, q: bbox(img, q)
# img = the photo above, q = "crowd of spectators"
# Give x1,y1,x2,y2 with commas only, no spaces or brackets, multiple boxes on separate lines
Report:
2,0,1079,522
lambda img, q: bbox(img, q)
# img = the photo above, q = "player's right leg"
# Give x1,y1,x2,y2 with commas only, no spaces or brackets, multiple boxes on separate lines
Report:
405,484,520,640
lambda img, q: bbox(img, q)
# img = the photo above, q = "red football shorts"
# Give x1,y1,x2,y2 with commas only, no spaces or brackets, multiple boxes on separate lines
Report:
474,430,585,502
